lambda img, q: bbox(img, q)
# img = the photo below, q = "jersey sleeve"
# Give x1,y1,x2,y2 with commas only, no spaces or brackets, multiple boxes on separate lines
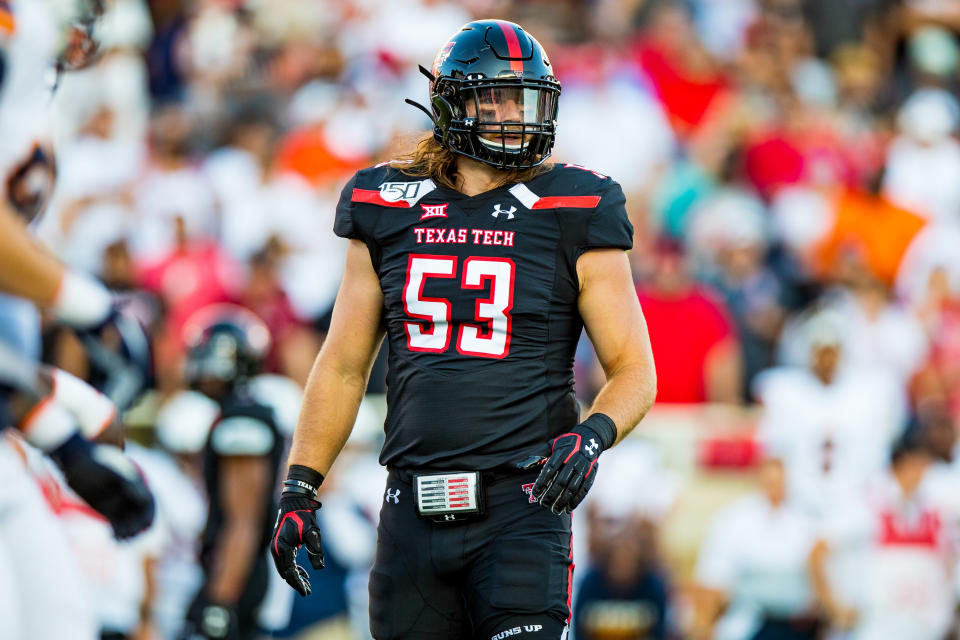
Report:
210,416,276,456
333,173,361,240
584,180,633,252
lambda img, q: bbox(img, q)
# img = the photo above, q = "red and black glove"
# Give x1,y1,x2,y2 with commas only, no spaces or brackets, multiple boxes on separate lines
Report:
531,414,617,514
270,465,325,596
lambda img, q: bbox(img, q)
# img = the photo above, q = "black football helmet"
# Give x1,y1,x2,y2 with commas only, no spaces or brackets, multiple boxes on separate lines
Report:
408,19,561,169
183,304,271,390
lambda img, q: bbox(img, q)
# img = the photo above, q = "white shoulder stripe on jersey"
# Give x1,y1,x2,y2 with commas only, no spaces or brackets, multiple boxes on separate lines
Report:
211,416,274,456
373,159,414,168
413,179,437,205
508,183,539,209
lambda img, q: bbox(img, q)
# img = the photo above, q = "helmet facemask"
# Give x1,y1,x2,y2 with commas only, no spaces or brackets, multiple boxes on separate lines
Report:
437,76,559,169
182,305,272,396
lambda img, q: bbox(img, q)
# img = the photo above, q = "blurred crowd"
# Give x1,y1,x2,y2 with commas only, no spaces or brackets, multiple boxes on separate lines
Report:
29,0,960,638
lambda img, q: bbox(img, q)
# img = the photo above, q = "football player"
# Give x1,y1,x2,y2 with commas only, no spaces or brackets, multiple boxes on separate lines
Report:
180,305,285,640
0,0,150,450
0,2,154,637
270,19,657,639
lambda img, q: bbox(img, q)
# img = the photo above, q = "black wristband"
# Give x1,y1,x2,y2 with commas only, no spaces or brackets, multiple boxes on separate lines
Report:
579,413,617,449
279,493,321,511
282,464,325,499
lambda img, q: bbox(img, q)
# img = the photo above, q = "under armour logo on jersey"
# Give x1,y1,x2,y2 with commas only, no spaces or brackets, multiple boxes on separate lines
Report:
491,204,516,219
584,438,598,456
385,488,401,504
419,203,449,220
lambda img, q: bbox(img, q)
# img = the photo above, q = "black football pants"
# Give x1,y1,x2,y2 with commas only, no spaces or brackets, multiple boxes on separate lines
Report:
369,468,572,640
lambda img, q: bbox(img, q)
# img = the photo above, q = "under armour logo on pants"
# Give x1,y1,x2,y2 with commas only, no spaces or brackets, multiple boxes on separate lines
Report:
385,488,401,504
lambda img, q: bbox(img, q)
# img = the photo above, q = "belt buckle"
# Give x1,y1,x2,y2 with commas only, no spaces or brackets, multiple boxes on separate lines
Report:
414,471,484,523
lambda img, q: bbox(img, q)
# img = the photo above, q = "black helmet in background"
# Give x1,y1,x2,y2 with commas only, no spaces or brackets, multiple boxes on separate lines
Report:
183,304,271,393
426,19,561,169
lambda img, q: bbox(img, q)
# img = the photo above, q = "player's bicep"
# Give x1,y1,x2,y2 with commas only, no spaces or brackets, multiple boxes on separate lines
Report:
320,239,385,378
577,249,654,377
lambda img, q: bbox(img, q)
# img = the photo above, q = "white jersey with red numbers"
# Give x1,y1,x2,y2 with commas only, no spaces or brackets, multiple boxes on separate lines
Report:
1,3,112,636
754,366,905,516
0,434,97,640
822,475,957,640
54,442,168,635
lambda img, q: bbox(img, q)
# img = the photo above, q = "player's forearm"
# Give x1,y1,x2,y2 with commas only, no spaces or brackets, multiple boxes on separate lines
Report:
808,539,847,620
0,204,63,305
689,587,725,640
207,521,262,604
286,354,371,476
586,361,656,446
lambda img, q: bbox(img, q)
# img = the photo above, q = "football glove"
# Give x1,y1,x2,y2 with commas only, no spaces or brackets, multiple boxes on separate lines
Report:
75,302,152,411
271,465,325,596
52,273,151,410
531,414,617,514
49,432,155,539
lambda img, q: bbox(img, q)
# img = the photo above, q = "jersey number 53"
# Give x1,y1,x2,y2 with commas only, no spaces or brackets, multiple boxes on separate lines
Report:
402,254,515,359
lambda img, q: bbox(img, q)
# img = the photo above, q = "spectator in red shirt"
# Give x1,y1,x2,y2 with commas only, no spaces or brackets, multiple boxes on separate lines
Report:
240,241,322,386
135,218,244,391
631,1,729,137
637,238,742,403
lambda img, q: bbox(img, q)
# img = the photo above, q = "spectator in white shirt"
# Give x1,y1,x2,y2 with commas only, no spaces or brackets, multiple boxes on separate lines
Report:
692,456,823,640
757,309,906,516
883,88,960,224
811,433,958,640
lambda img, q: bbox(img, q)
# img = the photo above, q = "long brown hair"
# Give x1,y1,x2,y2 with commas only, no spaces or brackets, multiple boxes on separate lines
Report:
391,134,550,191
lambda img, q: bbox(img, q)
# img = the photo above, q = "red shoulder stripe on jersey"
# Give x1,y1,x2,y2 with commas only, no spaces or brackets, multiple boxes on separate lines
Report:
531,196,601,209
497,21,524,73
351,188,412,208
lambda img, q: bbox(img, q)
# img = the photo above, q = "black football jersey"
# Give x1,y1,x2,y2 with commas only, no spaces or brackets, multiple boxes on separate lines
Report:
201,389,283,568
334,163,633,470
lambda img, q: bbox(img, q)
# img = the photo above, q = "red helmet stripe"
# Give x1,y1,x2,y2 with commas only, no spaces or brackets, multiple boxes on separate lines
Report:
497,22,524,73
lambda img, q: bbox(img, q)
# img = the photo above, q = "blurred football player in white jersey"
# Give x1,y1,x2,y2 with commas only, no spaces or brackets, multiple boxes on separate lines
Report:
0,2,155,638
754,310,906,518
811,434,959,640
